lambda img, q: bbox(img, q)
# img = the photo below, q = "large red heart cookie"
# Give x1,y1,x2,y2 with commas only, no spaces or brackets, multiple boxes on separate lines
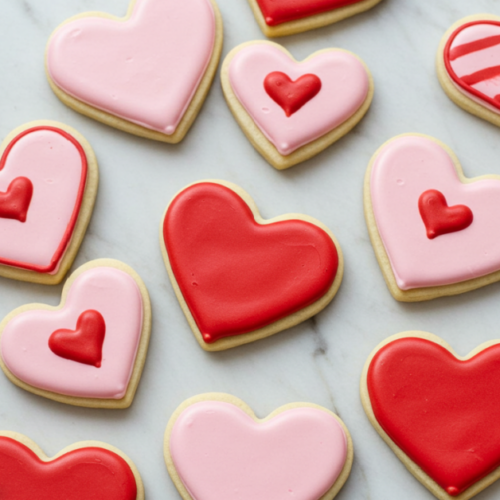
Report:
0,432,143,500
0,121,98,285
362,333,500,499
248,0,382,36
161,181,343,351
439,16,500,128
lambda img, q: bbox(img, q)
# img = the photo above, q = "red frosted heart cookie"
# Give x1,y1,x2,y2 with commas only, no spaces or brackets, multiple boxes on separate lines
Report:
438,15,500,128
361,332,500,499
160,181,343,351
0,432,143,500
0,121,98,285
247,0,383,37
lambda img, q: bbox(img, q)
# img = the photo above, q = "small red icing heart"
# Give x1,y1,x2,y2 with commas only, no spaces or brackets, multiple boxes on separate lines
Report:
163,183,339,344
48,310,106,367
0,177,33,223
367,337,500,496
0,436,137,500
418,189,473,239
264,72,322,117
255,0,365,26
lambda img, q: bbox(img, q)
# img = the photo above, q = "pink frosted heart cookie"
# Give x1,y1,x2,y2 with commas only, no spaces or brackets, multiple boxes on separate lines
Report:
438,15,500,128
247,0,383,38
46,0,223,143
0,259,151,408
365,134,500,301
164,394,353,500
221,42,373,169
0,121,98,285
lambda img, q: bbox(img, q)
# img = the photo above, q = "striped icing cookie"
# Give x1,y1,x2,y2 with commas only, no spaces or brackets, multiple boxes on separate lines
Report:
438,15,500,127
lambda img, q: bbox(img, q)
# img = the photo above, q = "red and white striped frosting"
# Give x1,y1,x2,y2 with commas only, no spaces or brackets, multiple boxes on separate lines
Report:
445,21,500,113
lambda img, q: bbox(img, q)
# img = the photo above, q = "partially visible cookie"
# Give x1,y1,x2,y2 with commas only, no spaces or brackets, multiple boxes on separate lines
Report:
247,0,383,37
0,121,98,285
361,331,500,499
46,0,223,143
364,133,500,301
165,393,353,500
222,41,373,170
160,180,343,351
0,431,144,500
437,14,500,128
0,259,151,409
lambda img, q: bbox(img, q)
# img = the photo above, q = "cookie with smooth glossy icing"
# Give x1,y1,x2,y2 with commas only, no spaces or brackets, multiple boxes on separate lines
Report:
0,259,151,409
160,180,343,351
0,431,144,500
364,133,500,301
46,0,223,143
221,41,373,170
437,14,500,128
361,331,500,500
165,393,353,500
0,121,98,285
247,0,383,37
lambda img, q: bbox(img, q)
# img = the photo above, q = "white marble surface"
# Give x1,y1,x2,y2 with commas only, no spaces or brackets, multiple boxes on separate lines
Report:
2,0,500,498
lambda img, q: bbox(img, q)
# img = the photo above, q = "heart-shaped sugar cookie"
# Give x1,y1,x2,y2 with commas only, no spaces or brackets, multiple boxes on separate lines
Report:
361,332,500,499
161,181,343,351
46,0,223,143
222,42,373,169
0,121,98,285
247,0,383,37
165,394,352,500
0,259,151,408
438,15,500,128
364,134,500,301
0,431,143,500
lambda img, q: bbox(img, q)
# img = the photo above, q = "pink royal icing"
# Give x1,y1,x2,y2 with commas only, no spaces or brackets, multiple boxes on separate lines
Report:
0,128,86,273
169,401,347,500
370,136,500,290
1,267,143,399
228,44,369,155
47,0,216,135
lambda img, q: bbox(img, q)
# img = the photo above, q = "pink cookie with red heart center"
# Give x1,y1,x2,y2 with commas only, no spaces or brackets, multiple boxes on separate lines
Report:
221,42,373,169
0,122,98,285
365,134,500,302
46,0,223,143
0,259,151,408
165,395,353,500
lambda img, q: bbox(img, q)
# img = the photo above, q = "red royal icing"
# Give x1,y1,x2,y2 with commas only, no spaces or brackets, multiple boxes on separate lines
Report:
367,337,500,496
0,177,33,223
444,21,500,111
48,310,106,368
264,72,322,117
163,183,339,343
418,189,473,239
0,127,88,273
0,436,137,500
256,0,364,26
